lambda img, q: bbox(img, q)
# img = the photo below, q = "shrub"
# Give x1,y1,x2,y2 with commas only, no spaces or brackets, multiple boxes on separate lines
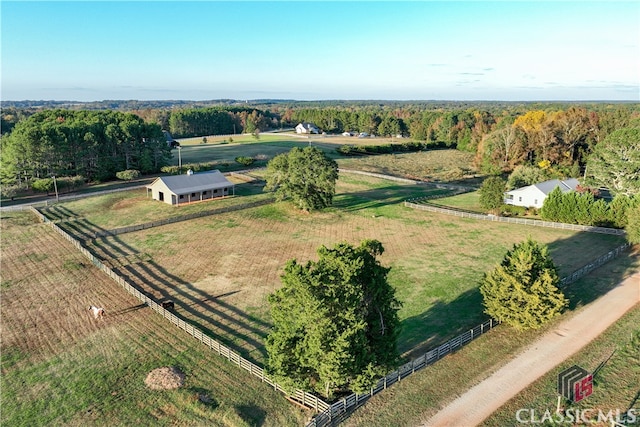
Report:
31,178,54,193
235,156,255,167
116,170,141,181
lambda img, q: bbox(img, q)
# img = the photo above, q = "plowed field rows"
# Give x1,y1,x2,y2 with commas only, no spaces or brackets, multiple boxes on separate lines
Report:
1,211,308,426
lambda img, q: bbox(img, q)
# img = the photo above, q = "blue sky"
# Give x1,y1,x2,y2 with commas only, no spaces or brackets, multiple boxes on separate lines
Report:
2,1,639,101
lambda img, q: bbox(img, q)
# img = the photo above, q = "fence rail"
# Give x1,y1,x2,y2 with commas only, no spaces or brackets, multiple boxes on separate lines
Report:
90,198,273,239
405,200,626,236
307,319,501,427
31,206,329,414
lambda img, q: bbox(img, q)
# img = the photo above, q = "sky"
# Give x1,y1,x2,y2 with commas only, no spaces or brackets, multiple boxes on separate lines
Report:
1,1,639,102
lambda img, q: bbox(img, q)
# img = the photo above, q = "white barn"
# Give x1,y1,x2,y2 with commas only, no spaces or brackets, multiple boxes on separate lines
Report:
504,178,580,209
295,122,319,134
146,170,234,206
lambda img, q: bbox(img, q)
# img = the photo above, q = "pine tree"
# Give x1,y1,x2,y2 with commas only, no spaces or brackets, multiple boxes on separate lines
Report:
480,238,568,330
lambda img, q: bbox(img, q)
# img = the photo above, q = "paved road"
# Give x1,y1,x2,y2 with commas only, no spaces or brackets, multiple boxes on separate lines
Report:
421,271,640,427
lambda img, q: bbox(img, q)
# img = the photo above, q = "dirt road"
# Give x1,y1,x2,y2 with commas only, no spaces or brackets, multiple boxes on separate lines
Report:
421,271,640,427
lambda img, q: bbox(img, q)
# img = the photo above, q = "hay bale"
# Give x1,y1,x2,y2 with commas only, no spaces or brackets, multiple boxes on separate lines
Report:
144,366,185,390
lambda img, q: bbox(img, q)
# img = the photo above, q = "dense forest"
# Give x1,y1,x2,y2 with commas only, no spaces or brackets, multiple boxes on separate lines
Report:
1,110,170,186
1,101,638,195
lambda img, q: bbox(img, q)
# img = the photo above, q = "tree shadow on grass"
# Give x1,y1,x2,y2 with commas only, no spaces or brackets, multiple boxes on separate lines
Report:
333,184,449,213
397,235,638,364
234,404,267,427
399,287,487,361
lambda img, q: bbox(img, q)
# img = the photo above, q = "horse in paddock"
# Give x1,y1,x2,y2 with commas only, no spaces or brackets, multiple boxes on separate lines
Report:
88,305,105,319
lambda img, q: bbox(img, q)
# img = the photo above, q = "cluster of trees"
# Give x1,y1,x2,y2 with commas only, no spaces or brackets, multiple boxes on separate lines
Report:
165,107,280,138
540,188,639,228
0,110,170,187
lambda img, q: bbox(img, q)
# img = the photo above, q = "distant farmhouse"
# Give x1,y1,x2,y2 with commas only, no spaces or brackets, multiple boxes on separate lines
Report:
163,130,180,148
147,170,234,206
295,122,319,134
504,178,580,209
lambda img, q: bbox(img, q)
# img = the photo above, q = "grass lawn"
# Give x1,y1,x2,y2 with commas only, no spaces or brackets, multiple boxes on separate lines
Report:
483,304,640,427
432,190,484,212
0,211,310,426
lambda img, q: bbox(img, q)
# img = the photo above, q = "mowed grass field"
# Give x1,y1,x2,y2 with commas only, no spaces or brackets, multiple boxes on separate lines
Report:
0,211,310,426
41,170,627,366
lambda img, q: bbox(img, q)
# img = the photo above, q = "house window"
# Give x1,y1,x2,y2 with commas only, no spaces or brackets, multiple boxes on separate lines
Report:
534,199,538,205
191,193,196,198
179,195,184,199
518,196,522,202
214,189,218,193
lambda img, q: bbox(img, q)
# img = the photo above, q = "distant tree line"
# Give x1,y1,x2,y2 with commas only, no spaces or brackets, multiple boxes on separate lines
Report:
0,110,170,187
2,102,638,194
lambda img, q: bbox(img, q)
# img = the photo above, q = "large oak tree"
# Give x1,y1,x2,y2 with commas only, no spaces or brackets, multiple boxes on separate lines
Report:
264,146,338,211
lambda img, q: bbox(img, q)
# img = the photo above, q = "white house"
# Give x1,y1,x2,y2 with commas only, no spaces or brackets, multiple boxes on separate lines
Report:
504,178,580,209
146,170,234,206
295,122,319,134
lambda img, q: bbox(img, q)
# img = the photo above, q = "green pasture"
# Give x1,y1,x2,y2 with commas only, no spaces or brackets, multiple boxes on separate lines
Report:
44,171,628,363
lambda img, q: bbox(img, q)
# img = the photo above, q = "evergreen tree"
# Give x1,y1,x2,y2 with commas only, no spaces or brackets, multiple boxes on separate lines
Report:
480,238,568,330
265,240,401,398
609,194,633,229
479,176,506,214
626,205,640,245
540,186,564,222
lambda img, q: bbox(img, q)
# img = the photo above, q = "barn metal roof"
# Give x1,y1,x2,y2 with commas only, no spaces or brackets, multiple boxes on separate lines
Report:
147,170,233,195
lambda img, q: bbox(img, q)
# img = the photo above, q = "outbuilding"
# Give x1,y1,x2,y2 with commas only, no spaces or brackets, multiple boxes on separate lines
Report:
504,178,579,209
146,170,234,206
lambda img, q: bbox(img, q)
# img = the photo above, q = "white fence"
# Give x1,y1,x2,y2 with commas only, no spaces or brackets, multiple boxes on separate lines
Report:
406,200,626,236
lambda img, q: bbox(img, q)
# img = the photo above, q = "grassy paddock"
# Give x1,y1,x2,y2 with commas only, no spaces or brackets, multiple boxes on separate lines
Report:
343,249,640,427
0,211,309,426
49,172,628,365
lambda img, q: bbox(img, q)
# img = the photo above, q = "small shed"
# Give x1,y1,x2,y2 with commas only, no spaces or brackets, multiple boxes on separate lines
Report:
504,178,579,209
147,170,234,206
295,122,319,134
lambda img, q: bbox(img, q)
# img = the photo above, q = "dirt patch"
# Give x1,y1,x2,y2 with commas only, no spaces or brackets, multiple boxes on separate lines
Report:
144,366,186,390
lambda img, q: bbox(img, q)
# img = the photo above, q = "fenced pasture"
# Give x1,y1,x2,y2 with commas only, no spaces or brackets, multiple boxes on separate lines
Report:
46,172,628,366
0,211,309,426
343,249,640,427
337,149,479,183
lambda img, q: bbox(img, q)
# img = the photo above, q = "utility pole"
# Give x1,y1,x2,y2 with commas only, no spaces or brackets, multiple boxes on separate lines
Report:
52,175,59,202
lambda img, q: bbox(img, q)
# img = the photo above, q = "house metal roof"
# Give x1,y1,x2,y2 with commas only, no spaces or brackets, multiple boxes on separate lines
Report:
506,178,579,196
532,178,579,195
148,170,233,195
